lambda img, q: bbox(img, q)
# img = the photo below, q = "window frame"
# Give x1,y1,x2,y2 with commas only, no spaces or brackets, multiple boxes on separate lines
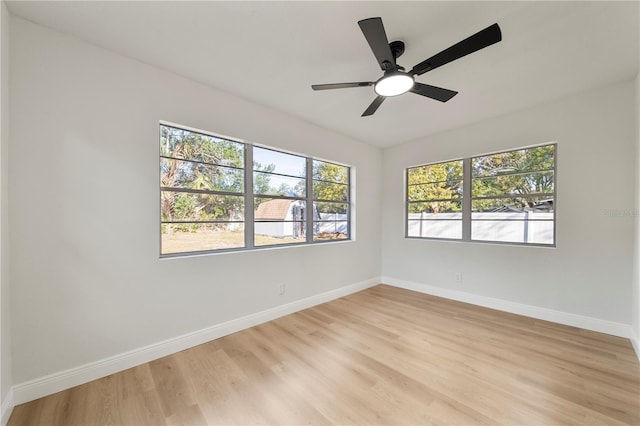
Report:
405,143,557,247
160,122,353,257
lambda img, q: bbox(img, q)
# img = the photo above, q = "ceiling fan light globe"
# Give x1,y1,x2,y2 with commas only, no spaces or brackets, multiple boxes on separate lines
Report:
374,73,414,97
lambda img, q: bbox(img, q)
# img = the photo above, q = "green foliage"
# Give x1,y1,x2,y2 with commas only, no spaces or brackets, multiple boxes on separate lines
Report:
471,145,554,211
253,162,280,209
316,202,347,215
161,125,246,226
160,125,243,167
253,162,277,196
312,160,348,183
311,161,348,213
407,160,462,213
174,193,195,218
160,127,355,227
407,145,555,214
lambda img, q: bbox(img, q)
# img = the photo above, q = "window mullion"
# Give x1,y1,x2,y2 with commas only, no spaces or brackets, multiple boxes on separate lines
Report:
306,158,313,243
245,145,255,249
462,157,472,241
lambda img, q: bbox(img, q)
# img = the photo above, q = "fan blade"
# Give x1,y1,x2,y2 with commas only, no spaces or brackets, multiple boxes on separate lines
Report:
411,23,502,76
358,17,396,71
362,96,385,117
410,82,458,102
311,82,373,91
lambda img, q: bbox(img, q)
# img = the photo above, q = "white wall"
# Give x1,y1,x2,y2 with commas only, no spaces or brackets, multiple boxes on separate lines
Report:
9,17,382,387
382,80,637,328
0,0,11,423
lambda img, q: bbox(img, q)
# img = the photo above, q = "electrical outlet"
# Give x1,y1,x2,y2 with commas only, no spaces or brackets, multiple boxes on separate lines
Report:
455,273,463,283
277,283,286,295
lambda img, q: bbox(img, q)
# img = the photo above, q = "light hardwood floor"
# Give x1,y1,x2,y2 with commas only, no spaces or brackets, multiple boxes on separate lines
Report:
9,284,640,425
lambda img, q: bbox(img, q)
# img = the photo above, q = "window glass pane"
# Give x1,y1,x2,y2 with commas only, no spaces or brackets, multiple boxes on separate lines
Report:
408,181,463,202
471,220,553,244
471,171,554,198
312,160,348,184
472,145,554,177
472,196,554,244
253,147,306,177
407,220,462,239
160,125,244,167
314,202,349,241
161,191,244,222
316,202,348,215
253,172,305,197
161,158,243,193
313,222,348,241
313,181,348,202
254,198,307,245
254,228,306,246
408,160,463,184
470,143,555,246
161,223,244,254
408,197,462,240
408,201,463,215
471,197,554,213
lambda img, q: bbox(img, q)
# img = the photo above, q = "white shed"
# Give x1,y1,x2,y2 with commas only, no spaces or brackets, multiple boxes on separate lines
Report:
254,199,315,238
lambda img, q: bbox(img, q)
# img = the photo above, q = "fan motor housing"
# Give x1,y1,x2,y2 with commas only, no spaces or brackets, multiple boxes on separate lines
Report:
389,40,405,60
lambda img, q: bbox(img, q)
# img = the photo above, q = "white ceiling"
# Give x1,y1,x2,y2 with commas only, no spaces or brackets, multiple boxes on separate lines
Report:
6,1,640,148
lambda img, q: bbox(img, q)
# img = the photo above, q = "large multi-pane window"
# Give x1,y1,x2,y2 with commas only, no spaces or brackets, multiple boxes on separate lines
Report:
406,143,556,246
160,124,351,256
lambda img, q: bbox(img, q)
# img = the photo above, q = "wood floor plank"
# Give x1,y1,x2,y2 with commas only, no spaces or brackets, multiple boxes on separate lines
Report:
8,285,640,425
115,390,165,426
148,355,198,422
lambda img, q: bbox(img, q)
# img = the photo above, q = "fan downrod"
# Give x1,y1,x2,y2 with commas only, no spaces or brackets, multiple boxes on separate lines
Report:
389,40,405,60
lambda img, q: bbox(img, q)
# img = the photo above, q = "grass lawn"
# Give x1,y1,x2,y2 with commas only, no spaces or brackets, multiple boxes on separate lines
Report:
161,230,306,254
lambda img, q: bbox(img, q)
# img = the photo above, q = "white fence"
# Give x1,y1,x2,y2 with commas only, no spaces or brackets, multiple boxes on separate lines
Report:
408,212,553,244
317,213,348,234
252,213,348,238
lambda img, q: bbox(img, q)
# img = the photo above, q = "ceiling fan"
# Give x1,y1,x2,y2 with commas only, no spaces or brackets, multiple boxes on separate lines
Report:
311,17,502,117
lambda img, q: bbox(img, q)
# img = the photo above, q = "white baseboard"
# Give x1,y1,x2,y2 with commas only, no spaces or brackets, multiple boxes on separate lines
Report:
1,388,13,426
13,277,380,405
382,276,633,339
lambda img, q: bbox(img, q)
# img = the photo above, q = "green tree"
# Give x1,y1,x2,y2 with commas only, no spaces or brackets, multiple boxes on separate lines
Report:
471,145,554,211
309,161,348,214
253,162,276,194
160,125,245,230
253,162,277,208
407,160,462,213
